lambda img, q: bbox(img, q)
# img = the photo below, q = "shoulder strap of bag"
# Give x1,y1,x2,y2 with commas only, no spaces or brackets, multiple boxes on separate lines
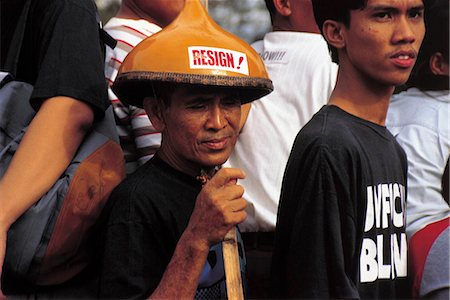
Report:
91,0,117,54
4,0,32,76
97,19,117,52
89,1,119,142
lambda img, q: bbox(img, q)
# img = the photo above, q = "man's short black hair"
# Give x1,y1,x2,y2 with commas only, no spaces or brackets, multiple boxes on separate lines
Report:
311,0,368,63
264,0,276,25
408,0,449,90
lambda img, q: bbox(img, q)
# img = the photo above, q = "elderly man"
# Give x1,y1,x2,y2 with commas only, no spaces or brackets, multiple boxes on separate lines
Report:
96,0,273,298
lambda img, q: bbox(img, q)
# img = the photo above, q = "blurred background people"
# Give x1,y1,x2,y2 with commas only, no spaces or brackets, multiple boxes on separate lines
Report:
104,0,184,174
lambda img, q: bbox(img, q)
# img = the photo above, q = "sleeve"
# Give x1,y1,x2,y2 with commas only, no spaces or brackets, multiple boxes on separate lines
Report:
273,144,360,299
98,187,170,299
31,0,109,119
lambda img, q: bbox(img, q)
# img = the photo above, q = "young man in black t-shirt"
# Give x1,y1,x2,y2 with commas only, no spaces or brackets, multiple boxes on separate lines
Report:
271,0,425,298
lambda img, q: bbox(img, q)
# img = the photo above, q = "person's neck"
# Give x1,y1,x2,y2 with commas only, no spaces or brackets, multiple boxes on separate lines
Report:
272,14,320,34
157,147,214,179
116,3,161,27
328,68,394,126
271,25,320,33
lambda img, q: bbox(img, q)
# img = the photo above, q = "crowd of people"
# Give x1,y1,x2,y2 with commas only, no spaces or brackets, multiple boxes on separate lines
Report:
0,0,448,299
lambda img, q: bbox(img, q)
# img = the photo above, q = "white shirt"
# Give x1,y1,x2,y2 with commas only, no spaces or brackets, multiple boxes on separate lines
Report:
386,88,450,238
226,31,338,232
104,18,162,174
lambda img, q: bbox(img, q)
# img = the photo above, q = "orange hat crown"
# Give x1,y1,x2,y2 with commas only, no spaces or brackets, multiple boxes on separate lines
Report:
112,0,273,108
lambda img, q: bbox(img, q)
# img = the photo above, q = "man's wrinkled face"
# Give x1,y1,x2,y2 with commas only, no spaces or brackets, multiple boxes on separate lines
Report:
157,86,241,175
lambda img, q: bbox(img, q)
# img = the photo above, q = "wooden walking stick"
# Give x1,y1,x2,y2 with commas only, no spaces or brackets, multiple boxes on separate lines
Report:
223,227,244,300
197,166,244,300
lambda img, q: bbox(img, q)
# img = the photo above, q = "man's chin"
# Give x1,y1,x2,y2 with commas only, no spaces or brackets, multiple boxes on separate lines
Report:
200,154,230,169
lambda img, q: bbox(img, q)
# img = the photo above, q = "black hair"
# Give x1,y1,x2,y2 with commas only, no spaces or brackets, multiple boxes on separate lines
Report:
407,0,449,90
311,0,368,63
149,82,177,108
265,0,276,25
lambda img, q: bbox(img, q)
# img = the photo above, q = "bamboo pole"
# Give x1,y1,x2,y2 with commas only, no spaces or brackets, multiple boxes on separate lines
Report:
197,166,244,298
223,227,244,300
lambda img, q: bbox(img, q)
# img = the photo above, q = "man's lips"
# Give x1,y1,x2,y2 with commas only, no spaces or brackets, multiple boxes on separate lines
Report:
202,136,230,150
390,50,416,68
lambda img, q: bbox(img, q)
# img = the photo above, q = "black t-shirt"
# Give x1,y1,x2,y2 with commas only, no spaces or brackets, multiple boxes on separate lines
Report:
271,105,410,299
1,0,108,119
97,155,244,299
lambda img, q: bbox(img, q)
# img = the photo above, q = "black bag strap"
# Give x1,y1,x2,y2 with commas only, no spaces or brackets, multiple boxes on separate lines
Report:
4,0,32,76
100,27,117,51
91,0,117,53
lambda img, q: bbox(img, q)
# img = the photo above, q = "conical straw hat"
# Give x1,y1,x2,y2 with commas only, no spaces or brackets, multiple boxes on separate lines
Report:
112,0,273,108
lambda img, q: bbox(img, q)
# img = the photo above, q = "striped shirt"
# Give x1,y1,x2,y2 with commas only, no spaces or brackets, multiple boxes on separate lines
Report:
104,18,162,174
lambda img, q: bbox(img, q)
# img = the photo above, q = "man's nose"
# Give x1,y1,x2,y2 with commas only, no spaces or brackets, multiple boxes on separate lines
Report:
392,16,418,45
206,104,227,130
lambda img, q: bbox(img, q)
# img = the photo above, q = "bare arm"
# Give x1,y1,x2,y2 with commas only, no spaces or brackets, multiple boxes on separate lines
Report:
149,168,247,299
0,97,94,286
148,228,210,299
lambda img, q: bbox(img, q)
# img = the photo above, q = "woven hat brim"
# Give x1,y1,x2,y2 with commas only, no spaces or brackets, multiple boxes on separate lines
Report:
112,71,274,108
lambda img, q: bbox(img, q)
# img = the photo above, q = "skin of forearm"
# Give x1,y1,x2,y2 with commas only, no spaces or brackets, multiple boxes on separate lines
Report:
149,229,210,300
0,96,94,231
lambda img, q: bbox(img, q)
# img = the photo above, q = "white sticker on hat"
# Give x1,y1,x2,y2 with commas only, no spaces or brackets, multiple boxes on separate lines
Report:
188,46,249,76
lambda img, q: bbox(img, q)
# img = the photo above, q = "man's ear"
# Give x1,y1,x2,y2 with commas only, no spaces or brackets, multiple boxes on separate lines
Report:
273,0,291,17
429,52,449,76
143,97,166,132
322,20,345,50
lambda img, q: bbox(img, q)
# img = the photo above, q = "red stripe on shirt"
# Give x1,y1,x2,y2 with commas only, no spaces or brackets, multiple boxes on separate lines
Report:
111,57,123,65
116,39,134,49
122,25,149,37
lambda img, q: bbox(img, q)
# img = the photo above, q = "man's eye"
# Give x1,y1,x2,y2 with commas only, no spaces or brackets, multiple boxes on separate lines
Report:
222,98,241,106
188,104,206,109
408,10,423,19
374,12,391,20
